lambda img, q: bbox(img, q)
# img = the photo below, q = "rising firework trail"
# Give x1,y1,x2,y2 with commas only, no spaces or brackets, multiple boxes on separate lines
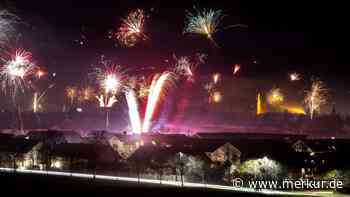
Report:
233,64,241,75
142,72,172,133
36,69,45,79
212,73,220,84
125,89,142,134
304,80,328,119
184,8,223,46
33,83,55,113
115,9,146,47
65,86,77,106
257,93,262,115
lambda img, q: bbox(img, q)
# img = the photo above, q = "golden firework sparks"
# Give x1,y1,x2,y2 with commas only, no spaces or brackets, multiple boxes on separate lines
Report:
267,88,284,105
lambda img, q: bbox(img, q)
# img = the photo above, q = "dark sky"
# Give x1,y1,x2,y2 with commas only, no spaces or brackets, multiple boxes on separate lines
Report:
3,0,350,113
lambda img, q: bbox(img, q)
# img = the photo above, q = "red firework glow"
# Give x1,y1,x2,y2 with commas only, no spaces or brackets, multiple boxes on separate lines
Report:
0,48,37,95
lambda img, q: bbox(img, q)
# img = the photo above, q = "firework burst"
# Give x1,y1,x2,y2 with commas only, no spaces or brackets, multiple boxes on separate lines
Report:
304,80,328,119
267,88,284,105
36,69,45,79
0,49,37,97
184,8,223,45
65,86,77,105
134,76,150,98
89,59,126,114
211,91,222,103
103,74,119,94
81,86,94,101
115,9,146,47
33,83,55,113
289,72,301,81
196,53,207,64
91,63,125,95
124,75,150,98
173,56,194,81
138,82,149,98
173,53,206,81
204,82,214,94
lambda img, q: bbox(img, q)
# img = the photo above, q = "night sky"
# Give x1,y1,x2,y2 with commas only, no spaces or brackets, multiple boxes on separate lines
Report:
3,0,350,113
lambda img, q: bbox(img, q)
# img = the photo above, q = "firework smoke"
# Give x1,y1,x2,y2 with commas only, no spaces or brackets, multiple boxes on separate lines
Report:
0,9,19,47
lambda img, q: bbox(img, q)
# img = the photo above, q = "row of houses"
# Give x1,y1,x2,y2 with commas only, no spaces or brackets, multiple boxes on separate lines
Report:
0,130,349,185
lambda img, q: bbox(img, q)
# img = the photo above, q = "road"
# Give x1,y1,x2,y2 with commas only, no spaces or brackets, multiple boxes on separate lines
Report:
0,167,346,197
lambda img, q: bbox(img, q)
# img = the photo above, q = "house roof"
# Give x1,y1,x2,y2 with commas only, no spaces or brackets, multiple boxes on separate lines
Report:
128,145,174,163
0,133,14,141
0,137,39,154
51,143,120,161
197,132,307,140
26,130,82,144
304,139,350,153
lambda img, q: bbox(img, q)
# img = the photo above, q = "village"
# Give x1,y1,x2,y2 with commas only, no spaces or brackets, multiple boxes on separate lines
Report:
0,129,349,192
